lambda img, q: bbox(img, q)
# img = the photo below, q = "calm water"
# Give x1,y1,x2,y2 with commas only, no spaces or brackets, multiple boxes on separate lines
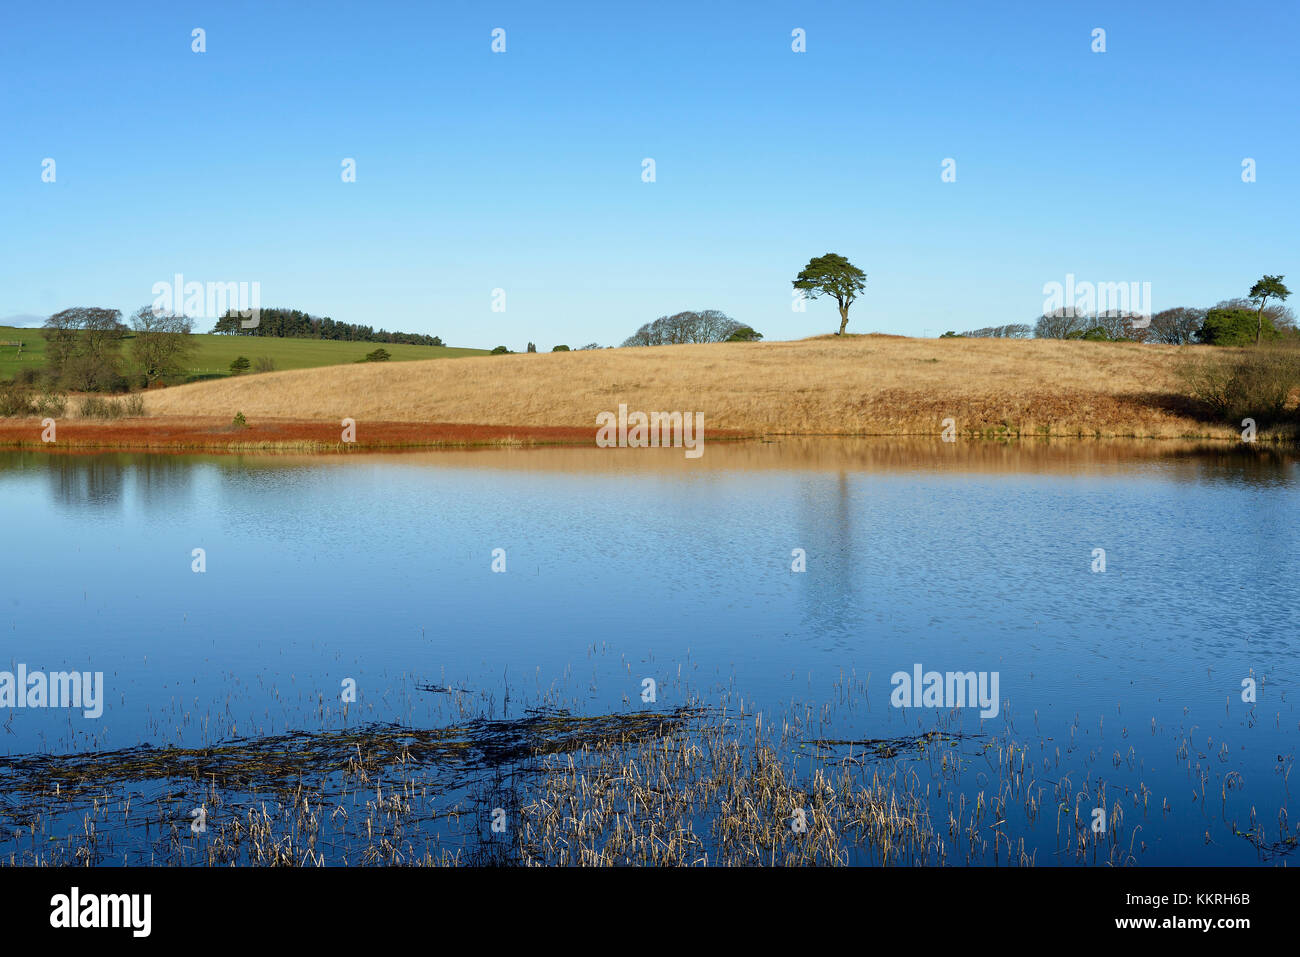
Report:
1,441,1296,865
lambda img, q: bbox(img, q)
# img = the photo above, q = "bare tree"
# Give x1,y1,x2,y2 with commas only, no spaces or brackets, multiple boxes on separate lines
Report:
1148,307,1205,345
1093,310,1144,342
621,310,750,347
960,324,1033,338
1034,309,1088,339
42,307,127,390
130,306,197,384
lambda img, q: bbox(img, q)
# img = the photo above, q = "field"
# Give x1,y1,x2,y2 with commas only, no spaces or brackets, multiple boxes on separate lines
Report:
0,325,487,381
138,334,1259,440
0,326,46,377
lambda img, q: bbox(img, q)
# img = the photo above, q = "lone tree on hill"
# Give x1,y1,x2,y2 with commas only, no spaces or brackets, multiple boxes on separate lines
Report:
793,253,867,335
1248,275,1290,345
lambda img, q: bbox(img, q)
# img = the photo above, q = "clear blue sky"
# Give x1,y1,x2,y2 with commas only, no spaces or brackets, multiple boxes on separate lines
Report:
1,0,1295,348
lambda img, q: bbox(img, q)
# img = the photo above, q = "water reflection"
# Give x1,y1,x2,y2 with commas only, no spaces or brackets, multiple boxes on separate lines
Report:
796,470,861,644
0,437,1296,866
2,438,1296,514
131,455,197,510
46,454,126,510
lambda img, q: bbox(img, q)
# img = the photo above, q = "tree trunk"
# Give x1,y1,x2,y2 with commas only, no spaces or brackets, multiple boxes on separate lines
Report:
1256,304,1264,346
837,304,850,335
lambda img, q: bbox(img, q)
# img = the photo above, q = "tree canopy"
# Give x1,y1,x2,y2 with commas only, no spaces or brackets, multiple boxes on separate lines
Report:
41,307,129,391
621,310,754,347
129,306,196,384
1197,306,1283,346
213,308,443,347
1248,275,1291,345
792,253,867,335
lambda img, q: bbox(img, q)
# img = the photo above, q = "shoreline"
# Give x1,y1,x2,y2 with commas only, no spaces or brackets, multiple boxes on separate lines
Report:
0,417,609,454
0,414,1289,456
9,338,1298,452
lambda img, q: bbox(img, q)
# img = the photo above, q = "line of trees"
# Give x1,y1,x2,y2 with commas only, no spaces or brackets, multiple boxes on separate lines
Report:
20,304,448,393
786,254,1294,353
621,310,761,346
1029,274,1294,345
212,308,444,346
1027,297,1295,346
942,324,1033,339
35,306,198,392
940,279,1294,347
1032,309,1158,342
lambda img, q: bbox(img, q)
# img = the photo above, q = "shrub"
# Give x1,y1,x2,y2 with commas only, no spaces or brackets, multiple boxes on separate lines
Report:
77,395,125,419
1181,346,1300,424
232,411,247,427
490,346,509,355
0,384,70,417
725,326,763,342
253,356,277,373
229,356,251,375
34,392,67,417
1064,326,1114,342
361,348,391,362
0,383,33,417
552,344,570,352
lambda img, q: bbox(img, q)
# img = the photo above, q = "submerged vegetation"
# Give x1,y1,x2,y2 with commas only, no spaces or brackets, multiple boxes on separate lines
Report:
0,697,1289,867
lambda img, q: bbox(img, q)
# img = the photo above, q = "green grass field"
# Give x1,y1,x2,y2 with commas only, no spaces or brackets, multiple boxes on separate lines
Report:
0,325,488,382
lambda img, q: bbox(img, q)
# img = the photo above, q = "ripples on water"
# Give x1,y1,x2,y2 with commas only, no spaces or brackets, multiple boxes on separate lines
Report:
0,440,1295,865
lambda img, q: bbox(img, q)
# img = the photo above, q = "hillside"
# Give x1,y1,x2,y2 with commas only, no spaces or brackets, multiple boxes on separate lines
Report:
138,335,1242,440
0,325,487,381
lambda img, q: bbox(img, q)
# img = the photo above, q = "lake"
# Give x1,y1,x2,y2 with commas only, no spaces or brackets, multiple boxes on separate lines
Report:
0,440,1296,865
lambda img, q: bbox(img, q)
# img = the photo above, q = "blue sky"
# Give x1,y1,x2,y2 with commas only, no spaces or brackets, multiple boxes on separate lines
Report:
1,0,1295,347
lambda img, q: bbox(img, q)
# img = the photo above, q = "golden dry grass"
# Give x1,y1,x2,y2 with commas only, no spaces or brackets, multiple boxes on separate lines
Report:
141,334,1247,439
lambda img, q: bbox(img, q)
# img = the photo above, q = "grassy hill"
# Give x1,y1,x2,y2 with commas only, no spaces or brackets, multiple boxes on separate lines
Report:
140,334,1247,440
0,325,487,381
